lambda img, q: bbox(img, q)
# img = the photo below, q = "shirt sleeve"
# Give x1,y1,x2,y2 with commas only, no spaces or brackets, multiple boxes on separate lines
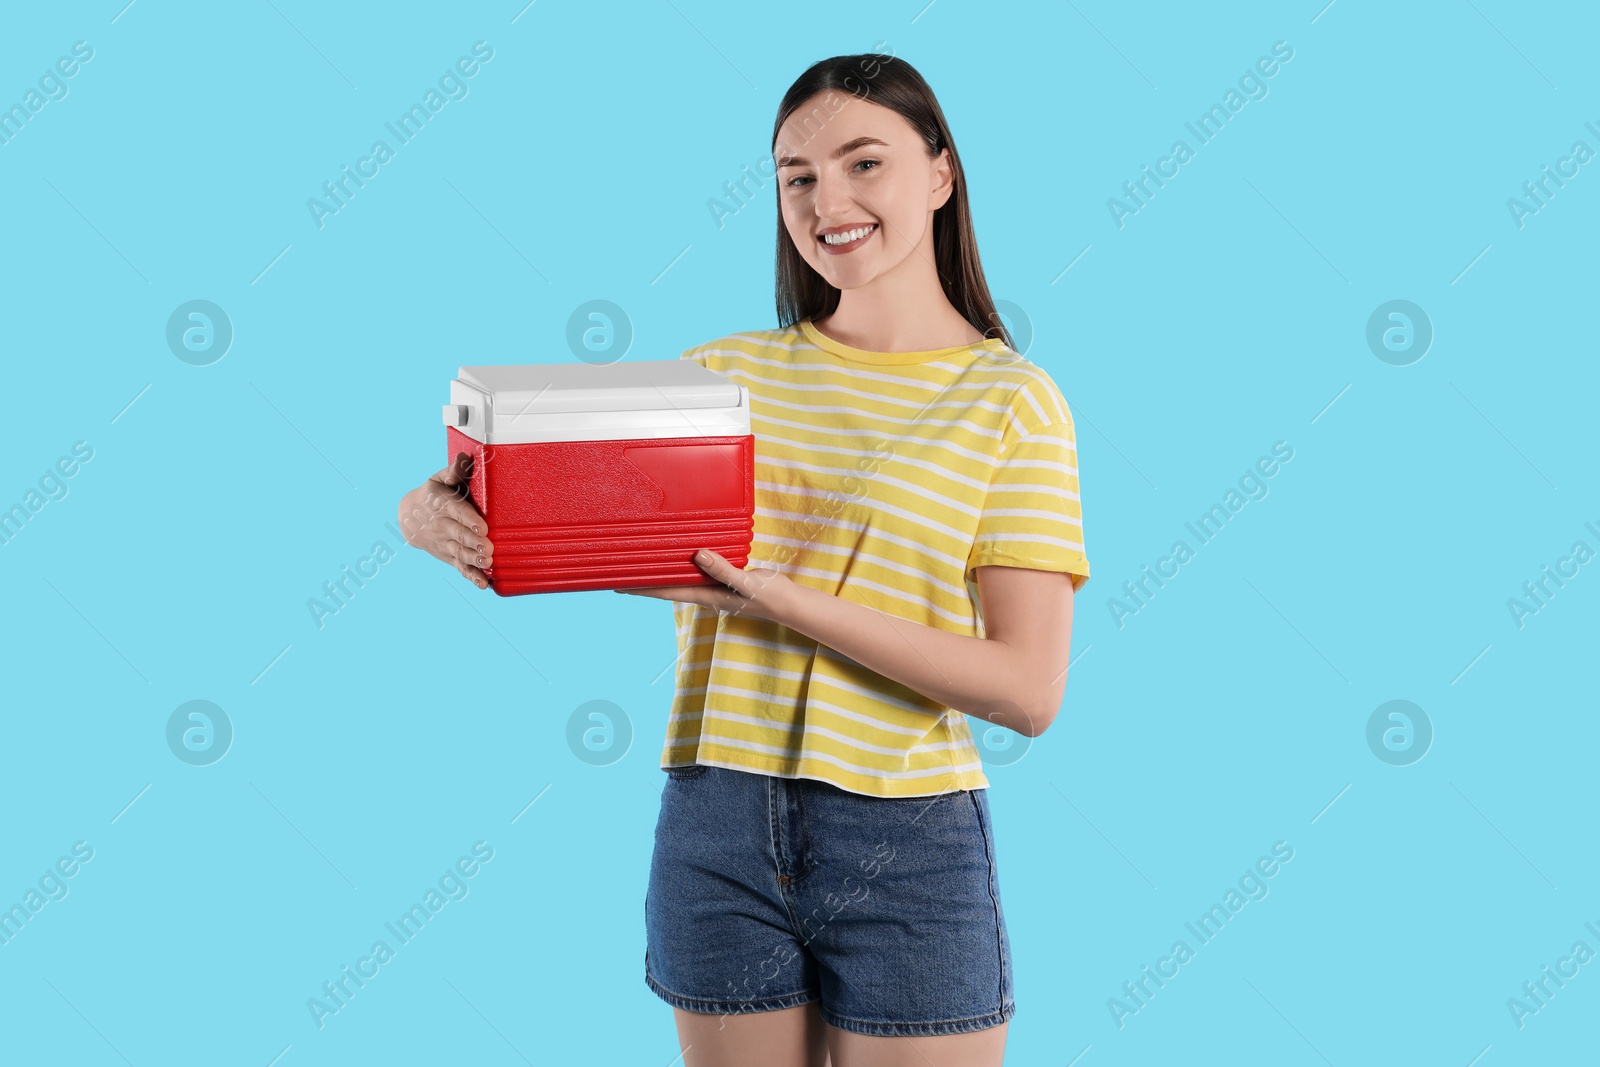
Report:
966,407,1091,592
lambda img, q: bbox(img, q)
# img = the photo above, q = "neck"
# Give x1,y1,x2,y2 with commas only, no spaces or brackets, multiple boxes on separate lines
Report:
814,225,985,351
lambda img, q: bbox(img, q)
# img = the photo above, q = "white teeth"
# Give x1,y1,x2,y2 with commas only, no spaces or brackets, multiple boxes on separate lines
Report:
822,224,875,245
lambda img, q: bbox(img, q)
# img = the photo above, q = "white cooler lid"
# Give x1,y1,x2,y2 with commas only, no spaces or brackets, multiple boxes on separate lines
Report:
444,359,751,445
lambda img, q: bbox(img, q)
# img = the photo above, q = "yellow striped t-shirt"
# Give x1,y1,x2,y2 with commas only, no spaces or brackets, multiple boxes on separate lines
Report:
659,318,1090,797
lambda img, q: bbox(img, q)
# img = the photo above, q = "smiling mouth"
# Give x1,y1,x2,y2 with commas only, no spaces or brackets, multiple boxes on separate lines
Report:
817,223,877,253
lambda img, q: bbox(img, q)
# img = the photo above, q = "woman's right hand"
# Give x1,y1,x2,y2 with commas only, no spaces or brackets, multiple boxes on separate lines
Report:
398,452,495,589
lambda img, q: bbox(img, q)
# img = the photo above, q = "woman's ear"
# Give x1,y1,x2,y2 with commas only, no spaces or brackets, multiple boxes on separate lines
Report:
929,146,956,211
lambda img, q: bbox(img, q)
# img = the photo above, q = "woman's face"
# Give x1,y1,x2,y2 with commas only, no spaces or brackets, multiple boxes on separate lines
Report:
775,92,953,291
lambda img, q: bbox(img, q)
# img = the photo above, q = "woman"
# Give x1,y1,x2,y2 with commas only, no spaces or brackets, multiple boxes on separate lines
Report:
398,53,1090,1067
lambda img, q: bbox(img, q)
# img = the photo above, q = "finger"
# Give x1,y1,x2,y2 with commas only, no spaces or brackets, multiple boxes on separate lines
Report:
454,557,490,589
444,517,491,550
416,488,487,538
445,498,487,536
444,537,488,574
692,550,748,595
708,557,776,606
437,451,474,487
398,490,481,546
443,520,493,564
622,586,731,610
431,458,481,521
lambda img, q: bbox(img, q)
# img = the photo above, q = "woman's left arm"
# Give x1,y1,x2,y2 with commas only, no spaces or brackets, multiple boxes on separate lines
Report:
619,550,1077,738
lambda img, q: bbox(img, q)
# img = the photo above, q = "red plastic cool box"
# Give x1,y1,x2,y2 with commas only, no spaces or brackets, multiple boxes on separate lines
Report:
443,360,754,595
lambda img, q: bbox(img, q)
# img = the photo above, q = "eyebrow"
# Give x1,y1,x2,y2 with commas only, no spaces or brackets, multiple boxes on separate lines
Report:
776,136,890,168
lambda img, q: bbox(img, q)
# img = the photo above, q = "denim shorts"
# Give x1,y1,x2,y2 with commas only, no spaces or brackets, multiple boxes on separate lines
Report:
643,763,1015,1037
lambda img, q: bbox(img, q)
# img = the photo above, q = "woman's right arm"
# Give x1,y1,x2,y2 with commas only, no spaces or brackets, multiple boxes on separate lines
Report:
397,452,495,589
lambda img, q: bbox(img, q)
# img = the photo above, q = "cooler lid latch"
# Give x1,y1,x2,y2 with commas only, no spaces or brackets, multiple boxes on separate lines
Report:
443,403,474,428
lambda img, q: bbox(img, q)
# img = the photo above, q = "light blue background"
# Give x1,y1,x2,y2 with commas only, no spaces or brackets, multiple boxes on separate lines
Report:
2,1,1596,1063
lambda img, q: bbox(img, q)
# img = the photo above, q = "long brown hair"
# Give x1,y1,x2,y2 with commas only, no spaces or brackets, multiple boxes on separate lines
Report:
770,53,1014,352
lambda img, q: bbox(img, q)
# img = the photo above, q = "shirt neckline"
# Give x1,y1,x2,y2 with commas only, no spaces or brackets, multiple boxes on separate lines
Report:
798,317,1008,365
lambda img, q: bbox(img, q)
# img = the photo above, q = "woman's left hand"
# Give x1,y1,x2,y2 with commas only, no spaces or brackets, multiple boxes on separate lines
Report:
615,550,802,625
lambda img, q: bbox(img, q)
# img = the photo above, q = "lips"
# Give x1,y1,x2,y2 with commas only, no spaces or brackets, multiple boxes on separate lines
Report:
817,222,877,254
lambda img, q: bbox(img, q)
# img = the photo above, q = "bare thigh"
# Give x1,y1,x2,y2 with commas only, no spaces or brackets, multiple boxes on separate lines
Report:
672,1003,829,1067
824,1019,1007,1067
669,1005,1008,1067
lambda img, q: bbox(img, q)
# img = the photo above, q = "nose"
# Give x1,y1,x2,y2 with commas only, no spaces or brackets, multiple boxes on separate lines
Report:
812,169,855,223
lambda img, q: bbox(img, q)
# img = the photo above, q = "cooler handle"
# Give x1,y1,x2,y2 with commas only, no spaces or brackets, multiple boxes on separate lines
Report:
443,403,476,429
